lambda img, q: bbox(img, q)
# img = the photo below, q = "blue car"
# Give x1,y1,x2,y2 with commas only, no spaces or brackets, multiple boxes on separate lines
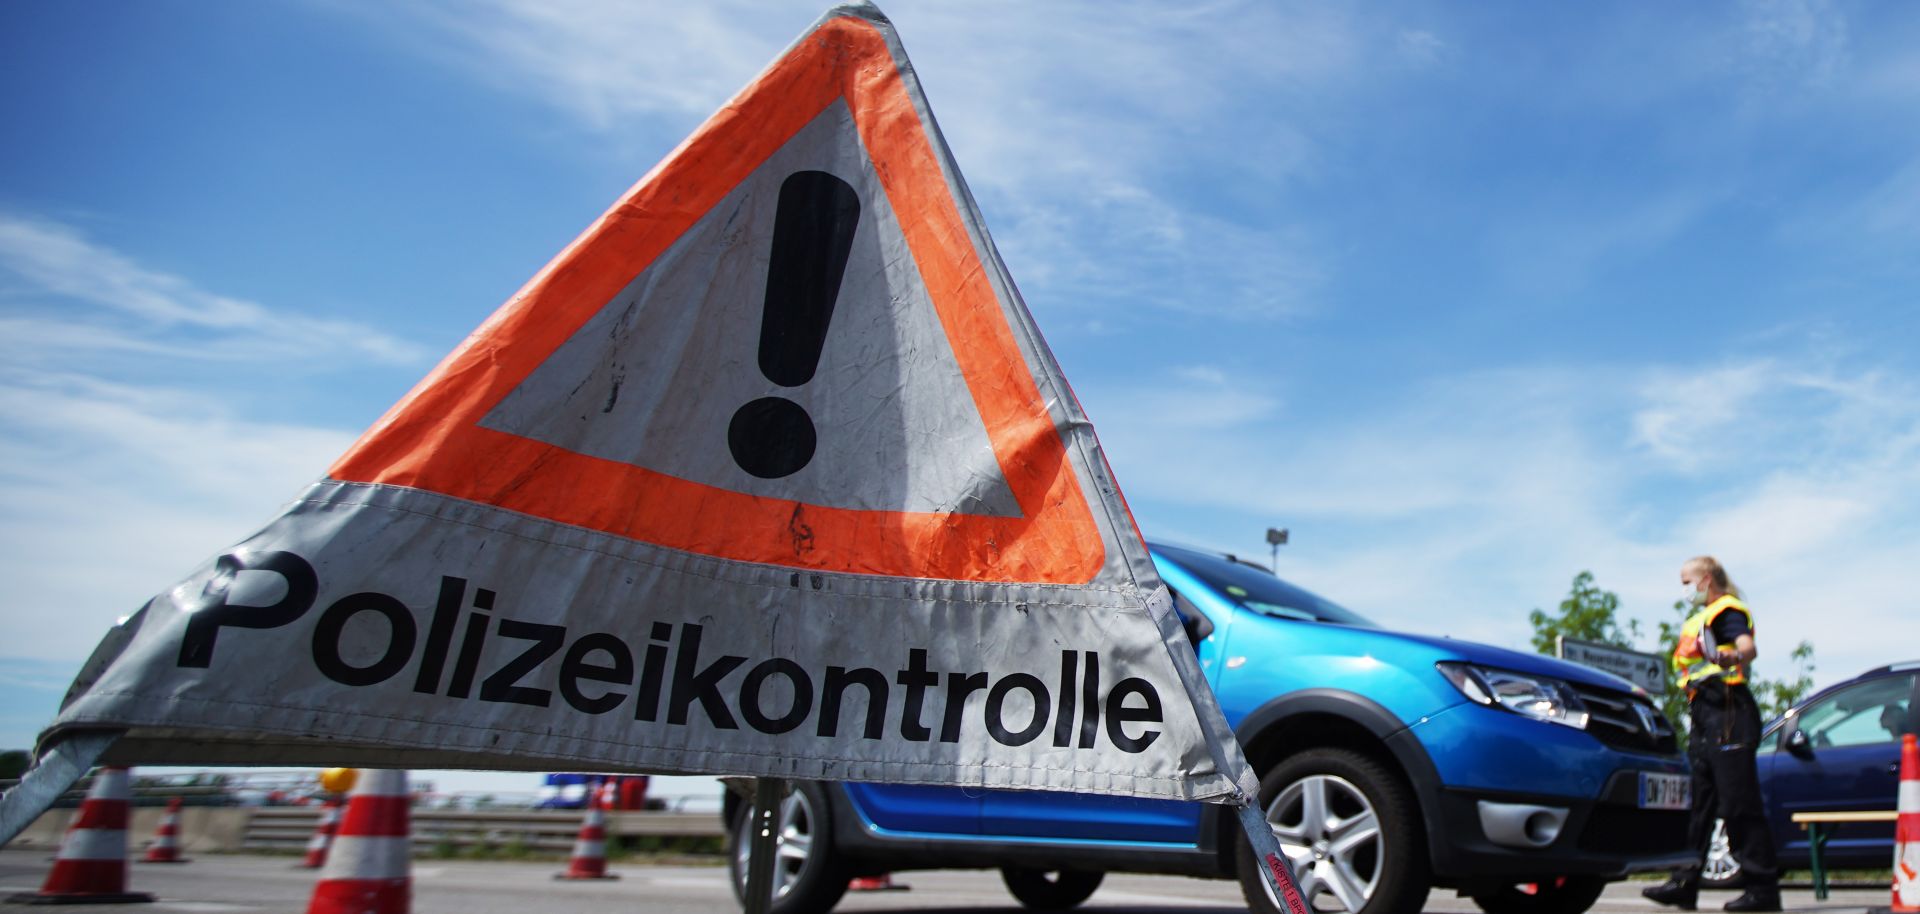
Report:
726,543,1692,914
1701,660,1918,885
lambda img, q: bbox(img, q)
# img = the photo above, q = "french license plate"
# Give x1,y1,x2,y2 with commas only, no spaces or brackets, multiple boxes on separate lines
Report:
1640,772,1690,810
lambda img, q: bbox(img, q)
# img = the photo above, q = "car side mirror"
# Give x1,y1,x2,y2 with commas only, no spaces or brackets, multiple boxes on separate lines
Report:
1170,589,1214,651
1785,728,1814,759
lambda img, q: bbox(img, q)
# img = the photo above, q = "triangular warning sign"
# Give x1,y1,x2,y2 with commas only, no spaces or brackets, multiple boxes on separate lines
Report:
329,14,1100,583
29,4,1288,829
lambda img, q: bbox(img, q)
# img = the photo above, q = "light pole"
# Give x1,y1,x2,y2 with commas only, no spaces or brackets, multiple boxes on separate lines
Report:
1265,527,1289,570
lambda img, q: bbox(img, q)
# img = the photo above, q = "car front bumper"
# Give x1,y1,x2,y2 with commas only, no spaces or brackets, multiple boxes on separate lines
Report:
1397,701,1695,882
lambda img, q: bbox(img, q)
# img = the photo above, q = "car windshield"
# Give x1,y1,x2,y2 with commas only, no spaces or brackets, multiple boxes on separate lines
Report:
1152,542,1377,628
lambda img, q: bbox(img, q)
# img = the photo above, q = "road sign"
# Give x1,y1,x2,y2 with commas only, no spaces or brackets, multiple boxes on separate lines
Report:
1557,637,1667,695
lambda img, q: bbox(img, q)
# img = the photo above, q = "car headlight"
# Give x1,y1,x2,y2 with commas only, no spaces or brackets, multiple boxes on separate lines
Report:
1437,662,1590,730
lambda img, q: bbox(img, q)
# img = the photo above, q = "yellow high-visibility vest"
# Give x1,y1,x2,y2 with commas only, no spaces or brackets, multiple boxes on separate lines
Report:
1672,595,1753,691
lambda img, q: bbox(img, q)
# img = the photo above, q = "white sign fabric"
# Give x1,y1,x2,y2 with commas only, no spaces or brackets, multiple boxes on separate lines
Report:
56,482,1227,798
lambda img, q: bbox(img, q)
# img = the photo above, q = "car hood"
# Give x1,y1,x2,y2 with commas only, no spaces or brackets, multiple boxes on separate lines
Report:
1369,628,1651,695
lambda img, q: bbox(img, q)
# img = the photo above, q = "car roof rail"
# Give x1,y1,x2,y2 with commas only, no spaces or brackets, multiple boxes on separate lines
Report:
1220,553,1275,575
1144,539,1278,576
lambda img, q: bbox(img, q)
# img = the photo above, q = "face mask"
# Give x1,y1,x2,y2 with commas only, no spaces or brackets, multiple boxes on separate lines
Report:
1681,584,1706,607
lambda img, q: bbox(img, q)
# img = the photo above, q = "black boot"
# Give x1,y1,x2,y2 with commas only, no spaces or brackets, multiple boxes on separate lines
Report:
1642,875,1700,910
1722,887,1780,912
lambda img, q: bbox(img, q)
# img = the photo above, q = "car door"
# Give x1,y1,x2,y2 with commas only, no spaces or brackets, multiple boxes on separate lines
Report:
1760,671,1916,863
841,782,983,836
975,583,1220,843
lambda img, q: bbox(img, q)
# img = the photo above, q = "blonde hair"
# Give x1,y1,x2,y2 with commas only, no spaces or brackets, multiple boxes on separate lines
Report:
1685,555,1740,598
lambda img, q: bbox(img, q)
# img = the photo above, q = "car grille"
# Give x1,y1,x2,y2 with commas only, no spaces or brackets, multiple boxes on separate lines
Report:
1571,683,1678,755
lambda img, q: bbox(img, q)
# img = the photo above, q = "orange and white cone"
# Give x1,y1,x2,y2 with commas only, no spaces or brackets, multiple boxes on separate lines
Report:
139,798,187,864
1892,732,1919,913
305,769,410,914
299,796,343,869
554,784,618,880
6,766,155,904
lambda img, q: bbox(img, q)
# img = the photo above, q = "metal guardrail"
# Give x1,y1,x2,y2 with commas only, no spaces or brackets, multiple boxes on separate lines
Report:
0,772,723,814
2,802,724,854
1,770,330,807
241,807,724,853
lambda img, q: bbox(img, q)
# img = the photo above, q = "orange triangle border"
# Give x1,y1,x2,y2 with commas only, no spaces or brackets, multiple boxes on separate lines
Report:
328,14,1105,584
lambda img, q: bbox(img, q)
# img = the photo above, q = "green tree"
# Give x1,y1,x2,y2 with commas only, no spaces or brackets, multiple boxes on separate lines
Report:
1528,571,1642,653
1753,641,1817,720
0,749,28,780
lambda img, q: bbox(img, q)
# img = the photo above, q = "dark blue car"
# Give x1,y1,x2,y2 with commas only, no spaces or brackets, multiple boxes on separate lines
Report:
1702,660,1918,885
726,543,1692,914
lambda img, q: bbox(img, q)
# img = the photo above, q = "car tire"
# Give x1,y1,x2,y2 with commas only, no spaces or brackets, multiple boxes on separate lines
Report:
727,781,850,914
1237,747,1430,914
1700,819,1741,888
1467,876,1607,914
1000,867,1105,910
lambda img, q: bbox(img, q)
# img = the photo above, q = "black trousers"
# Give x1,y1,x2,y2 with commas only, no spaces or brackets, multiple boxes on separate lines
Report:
1678,683,1777,887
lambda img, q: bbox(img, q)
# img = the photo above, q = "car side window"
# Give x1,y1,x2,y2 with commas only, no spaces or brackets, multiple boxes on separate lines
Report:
1792,674,1915,750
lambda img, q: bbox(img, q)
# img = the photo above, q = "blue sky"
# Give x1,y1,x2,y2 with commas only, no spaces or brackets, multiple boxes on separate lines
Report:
4,1,1919,793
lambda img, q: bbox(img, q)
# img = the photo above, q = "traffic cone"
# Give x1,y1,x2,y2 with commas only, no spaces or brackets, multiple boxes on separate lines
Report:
139,798,188,863
849,873,908,891
306,769,410,914
554,783,618,880
6,766,155,904
299,796,343,869
1892,733,1918,913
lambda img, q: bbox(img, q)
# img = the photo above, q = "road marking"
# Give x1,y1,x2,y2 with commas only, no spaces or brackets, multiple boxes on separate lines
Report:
636,875,730,890
1095,888,1243,906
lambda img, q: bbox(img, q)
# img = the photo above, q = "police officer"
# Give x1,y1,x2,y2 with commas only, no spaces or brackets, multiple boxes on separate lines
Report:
1643,556,1779,912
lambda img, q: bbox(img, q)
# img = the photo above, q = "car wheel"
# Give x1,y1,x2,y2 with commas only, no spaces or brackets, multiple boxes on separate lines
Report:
1000,867,1104,910
1700,819,1741,888
727,781,849,914
1236,748,1430,914
1467,876,1607,914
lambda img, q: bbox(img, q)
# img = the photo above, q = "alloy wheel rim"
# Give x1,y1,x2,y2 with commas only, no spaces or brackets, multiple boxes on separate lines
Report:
734,787,816,901
1704,819,1740,882
1264,773,1382,913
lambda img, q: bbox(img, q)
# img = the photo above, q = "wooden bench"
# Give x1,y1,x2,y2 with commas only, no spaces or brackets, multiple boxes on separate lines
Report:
1790,810,1897,900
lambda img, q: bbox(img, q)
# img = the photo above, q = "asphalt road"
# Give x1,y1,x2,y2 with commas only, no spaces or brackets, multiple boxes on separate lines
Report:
0,848,1895,914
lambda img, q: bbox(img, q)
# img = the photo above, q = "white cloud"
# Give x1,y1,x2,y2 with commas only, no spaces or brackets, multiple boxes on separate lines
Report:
0,371,354,661
1090,352,1920,690
1843,156,1920,240
1632,361,1775,468
1736,0,1851,90
1489,187,1726,298
0,214,427,367
0,214,421,662
324,0,1361,321
370,0,785,130
1107,367,1280,433
1396,29,1448,68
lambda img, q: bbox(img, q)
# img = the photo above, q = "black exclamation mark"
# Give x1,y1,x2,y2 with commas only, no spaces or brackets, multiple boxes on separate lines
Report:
728,170,861,479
